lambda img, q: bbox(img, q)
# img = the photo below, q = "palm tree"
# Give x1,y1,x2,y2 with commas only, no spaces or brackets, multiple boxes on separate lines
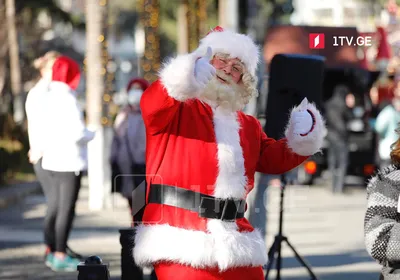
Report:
6,0,23,125
0,0,7,104
85,0,110,210
0,0,73,122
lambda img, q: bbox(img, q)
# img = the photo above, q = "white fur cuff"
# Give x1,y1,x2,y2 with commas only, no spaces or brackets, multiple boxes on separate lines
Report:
133,222,268,271
285,100,326,156
160,54,204,102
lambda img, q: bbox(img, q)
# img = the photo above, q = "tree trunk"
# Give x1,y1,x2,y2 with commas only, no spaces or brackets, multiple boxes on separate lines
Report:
177,0,207,54
177,0,189,54
139,0,160,83
0,0,11,117
85,0,112,211
0,0,7,97
197,0,207,38
6,0,24,125
218,0,238,32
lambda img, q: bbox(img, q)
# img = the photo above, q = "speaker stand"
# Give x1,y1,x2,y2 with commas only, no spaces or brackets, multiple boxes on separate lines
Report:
264,174,318,280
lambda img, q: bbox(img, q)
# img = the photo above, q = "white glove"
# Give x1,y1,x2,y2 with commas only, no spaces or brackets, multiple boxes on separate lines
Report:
28,149,42,164
194,47,216,87
292,98,314,135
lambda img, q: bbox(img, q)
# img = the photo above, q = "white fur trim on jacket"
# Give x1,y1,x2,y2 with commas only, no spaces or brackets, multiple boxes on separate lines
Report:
212,107,248,199
133,222,268,271
285,99,326,156
159,53,204,102
194,29,259,77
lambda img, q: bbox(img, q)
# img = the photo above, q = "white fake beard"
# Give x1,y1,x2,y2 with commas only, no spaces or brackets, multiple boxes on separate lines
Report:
201,72,247,112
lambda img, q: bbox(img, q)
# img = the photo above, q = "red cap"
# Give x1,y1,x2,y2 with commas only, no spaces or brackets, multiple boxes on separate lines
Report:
52,56,81,90
127,77,150,92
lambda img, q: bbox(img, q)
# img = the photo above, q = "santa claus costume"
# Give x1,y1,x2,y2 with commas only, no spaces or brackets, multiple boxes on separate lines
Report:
134,27,326,280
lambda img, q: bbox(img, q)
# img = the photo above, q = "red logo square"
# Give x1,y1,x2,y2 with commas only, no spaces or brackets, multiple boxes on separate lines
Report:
309,33,325,49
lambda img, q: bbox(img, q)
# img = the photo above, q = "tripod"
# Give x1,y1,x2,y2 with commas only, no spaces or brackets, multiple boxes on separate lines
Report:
264,174,318,280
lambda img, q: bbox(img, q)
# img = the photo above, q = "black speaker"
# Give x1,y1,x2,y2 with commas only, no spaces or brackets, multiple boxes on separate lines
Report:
264,54,325,140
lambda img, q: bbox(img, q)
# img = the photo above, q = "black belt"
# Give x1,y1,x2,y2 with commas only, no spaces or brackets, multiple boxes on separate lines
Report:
148,184,246,221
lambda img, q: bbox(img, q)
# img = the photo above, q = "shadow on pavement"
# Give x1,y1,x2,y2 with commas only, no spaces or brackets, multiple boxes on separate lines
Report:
279,250,375,269
275,271,379,280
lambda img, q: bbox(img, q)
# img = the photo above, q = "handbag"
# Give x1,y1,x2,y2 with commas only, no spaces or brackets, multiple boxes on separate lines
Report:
110,136,123,193
111,161,123,193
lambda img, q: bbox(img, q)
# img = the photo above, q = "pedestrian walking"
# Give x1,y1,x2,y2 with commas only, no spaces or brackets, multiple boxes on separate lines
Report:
26,50,64,265
325,84,354,193
110,77,148,221
39,55,95,271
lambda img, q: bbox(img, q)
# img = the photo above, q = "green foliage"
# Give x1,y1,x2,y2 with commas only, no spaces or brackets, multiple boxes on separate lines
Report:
0,114,32,185
15,0,73,24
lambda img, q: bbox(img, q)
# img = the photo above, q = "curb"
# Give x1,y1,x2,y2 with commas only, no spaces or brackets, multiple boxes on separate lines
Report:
0,181,42,209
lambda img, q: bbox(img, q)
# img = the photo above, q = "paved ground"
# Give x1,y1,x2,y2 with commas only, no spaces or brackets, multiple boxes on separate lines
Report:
0,176,381,280
0,178,132,280
264,180,381,280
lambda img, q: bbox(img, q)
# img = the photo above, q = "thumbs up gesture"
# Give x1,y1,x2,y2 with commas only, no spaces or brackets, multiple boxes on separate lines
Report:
292,98,314,135
194,47,216,87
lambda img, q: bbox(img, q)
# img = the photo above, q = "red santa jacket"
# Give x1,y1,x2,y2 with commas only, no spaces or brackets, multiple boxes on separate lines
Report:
134,53,325,271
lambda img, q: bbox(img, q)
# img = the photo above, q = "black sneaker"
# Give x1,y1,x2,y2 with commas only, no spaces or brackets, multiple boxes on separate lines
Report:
66,246,83,260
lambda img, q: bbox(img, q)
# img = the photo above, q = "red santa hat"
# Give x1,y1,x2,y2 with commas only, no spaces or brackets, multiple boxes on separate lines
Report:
194,26,260,77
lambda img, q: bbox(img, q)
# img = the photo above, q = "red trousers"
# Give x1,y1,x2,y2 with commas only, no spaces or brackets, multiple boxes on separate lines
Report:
154,262,264,280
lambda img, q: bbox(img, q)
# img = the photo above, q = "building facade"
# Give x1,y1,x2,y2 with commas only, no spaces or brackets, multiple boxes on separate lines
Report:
291,0,381,32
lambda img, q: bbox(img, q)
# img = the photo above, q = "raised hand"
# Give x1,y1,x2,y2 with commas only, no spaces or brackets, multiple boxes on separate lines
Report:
292,98,314,135
194,47,216,87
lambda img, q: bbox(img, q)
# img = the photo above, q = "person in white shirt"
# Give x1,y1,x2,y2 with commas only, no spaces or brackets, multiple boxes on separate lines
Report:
27,51,60,164
39,55,95,271
26,50,61,265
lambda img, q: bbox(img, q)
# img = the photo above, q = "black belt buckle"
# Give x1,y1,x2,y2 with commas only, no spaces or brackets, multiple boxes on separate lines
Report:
220,199,238,221
199,196,218,219
199,196,242,221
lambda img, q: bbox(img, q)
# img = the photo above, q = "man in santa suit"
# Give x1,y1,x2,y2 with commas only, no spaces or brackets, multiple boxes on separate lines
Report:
134,27,326,280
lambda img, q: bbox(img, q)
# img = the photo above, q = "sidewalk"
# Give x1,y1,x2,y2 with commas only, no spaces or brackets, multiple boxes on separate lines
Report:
0,178,132,280
0,181,42,209
0,178,381,279
264,183,381,279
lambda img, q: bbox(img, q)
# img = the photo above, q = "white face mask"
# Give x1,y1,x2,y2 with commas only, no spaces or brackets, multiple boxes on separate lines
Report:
128,89,143,105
